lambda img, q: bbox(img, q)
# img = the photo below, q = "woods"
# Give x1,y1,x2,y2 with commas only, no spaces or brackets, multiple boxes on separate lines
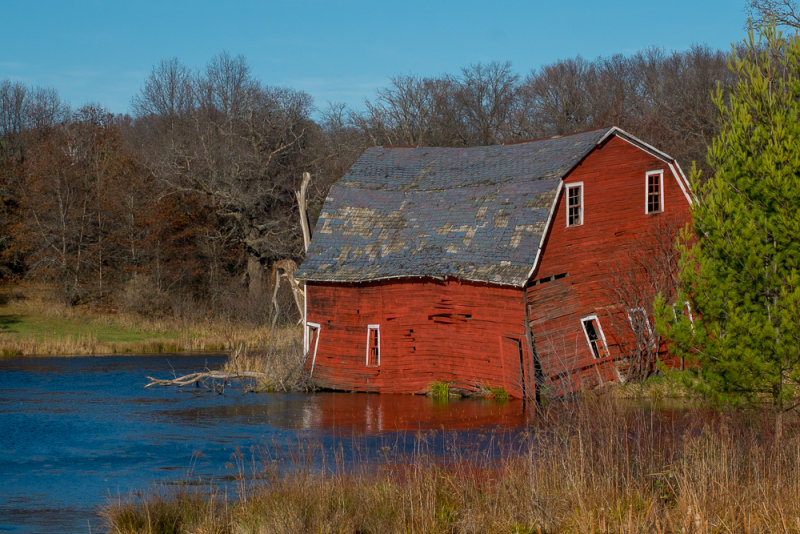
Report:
0,47,733,323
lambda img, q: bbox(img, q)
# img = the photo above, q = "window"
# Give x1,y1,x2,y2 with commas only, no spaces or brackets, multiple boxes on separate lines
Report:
646,170,664,214
672,301,694,326
306,322,321,377
626,307,653,348
566,182,583,226
581,315,608,359
366,325,380,366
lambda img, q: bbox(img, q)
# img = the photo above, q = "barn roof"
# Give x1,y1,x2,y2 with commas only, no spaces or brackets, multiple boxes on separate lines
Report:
295,127,616,287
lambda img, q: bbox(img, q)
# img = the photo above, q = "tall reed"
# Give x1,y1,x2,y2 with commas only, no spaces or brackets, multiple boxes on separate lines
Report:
103,394,800,533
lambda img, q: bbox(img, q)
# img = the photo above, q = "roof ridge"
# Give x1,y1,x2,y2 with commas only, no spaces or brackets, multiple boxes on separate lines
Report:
501,126,614,146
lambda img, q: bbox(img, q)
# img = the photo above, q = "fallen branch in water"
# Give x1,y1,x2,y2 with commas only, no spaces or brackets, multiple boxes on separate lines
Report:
145,371,269,388
145,338,313,393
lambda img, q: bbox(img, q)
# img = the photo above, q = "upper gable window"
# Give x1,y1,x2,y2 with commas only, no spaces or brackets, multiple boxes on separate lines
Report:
566,182,583,227
646,170,664,214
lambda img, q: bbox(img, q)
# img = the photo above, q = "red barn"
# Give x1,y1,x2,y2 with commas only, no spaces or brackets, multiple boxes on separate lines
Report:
295,127,692,398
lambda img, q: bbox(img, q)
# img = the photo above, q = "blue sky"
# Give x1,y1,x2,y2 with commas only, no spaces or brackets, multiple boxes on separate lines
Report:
3,1,749,116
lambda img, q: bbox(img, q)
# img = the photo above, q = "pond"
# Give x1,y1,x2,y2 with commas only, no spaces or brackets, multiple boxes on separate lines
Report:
0,355,532,533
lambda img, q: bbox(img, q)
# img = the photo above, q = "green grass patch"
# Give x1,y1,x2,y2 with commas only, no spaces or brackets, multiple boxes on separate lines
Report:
488,386,509,402
428,381,462,401
1,311,180,344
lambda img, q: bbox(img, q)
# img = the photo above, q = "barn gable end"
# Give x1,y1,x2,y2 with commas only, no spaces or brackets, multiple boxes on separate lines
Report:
525,134,692,392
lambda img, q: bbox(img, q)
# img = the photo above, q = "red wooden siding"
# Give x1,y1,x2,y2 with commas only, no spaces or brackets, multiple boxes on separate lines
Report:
305,279,531,396
526,136,691,393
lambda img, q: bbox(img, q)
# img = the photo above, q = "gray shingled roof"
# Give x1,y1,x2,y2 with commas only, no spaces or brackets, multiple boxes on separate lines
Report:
295,127,613,287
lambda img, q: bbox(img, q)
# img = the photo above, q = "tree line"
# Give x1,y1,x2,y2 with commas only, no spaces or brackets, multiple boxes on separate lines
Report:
0,46,734,322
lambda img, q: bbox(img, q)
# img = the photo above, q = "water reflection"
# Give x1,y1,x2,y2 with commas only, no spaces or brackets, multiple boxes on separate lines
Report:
158,392,530,434
299,393,529,433
0,356,533,534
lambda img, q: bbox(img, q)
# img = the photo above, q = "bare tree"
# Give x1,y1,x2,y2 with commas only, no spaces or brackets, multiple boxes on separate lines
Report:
319,102,370,178
131,58,194,118
748,0,800,28
131,53,321,307
1,82,70,278
603,216,684,381
455,61,518,145
0,81,27,155
351,75,464,147
628,46,731,176
516,57,595,138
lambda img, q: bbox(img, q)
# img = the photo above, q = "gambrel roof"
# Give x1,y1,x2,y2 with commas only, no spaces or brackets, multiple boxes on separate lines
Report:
295,127,681,287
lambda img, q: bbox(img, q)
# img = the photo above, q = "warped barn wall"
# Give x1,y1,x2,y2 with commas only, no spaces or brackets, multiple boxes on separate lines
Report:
305,278,531,397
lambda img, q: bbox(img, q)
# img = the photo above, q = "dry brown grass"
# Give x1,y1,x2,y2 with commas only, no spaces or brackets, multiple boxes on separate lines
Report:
222,332,312,392
103,394,800,533
0,283,303,356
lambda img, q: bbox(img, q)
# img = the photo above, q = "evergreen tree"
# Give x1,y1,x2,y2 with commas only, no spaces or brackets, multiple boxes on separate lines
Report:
657,24,800,439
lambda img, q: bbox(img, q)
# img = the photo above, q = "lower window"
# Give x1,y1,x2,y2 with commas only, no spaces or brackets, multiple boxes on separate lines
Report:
306,322,321,376
366,325,380,366
626,307,653,347
581,315,608,359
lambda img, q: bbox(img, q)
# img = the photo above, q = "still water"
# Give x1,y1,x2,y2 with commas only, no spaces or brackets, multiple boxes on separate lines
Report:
0,355,531,533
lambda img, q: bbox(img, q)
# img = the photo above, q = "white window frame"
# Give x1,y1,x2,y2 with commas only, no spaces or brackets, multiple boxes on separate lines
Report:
366,324,380,367
626,307,655,349
684,301,694,324
305,322,321,378
645,170,664,214
581,314,609,359
672,301,694,326
626,307,653,336
566,182,584,227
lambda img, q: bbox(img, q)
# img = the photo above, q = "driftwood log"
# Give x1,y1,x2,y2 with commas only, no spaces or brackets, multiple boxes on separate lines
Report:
145,371,271,393
145,343,311,393
270,259,304,327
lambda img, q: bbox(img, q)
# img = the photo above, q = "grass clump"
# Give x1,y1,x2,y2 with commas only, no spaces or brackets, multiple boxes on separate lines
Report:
488,386,509,402
428,381,453,401
104,396,800,533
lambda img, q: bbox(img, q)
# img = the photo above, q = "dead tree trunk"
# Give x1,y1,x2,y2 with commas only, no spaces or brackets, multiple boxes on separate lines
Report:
297,171,312,253
270,259,304,326
269,172,312,326
247,254,266,301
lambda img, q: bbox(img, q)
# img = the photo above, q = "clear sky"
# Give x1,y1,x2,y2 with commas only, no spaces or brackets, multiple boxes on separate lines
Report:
2,0,750,116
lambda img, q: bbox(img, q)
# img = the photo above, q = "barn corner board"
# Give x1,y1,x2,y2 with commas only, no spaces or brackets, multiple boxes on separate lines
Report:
294,127,693,398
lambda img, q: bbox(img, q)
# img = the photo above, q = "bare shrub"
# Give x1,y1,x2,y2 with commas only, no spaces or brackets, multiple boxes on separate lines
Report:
602,216,684,382
221,340,311,392
117,274,172,317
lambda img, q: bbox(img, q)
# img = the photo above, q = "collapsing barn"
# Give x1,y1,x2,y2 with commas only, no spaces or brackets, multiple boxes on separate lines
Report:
294,127,692,397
